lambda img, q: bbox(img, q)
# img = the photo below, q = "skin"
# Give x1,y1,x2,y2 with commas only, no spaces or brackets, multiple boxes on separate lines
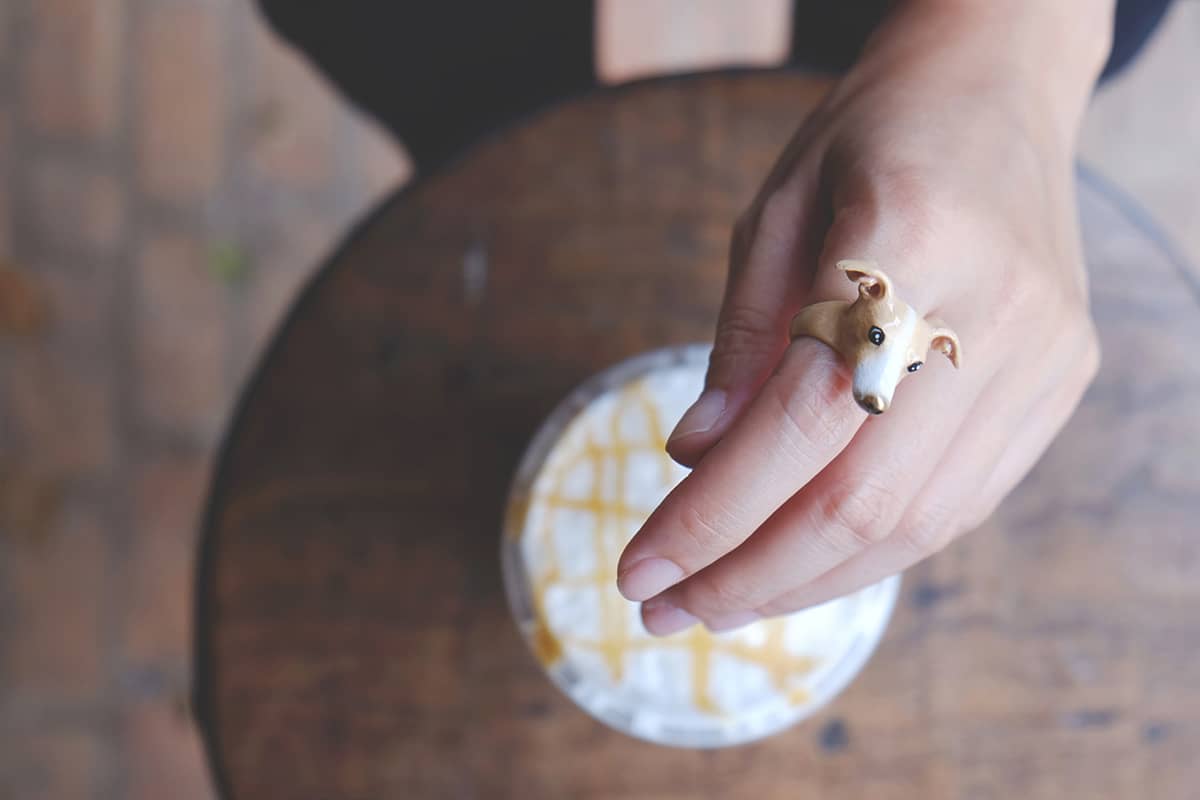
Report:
616,0,1111,635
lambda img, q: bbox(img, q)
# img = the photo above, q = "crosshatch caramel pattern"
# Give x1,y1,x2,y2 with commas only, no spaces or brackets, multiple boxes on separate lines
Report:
515,370,818,718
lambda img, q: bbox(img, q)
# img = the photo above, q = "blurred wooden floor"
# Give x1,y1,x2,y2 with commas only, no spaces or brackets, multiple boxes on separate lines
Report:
0,1,1196,798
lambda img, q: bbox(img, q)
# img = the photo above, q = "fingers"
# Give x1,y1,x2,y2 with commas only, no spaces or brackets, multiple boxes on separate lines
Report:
617,338,864,603
733,345,1093,619
963,343,1097,530
643,352,986,633
749,383,1019,617
666,175,820,468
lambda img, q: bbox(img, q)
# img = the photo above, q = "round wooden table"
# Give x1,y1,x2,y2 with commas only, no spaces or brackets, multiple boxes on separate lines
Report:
194,72,1200,799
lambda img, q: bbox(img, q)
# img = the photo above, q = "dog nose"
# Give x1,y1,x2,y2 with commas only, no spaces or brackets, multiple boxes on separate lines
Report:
855,393,887,415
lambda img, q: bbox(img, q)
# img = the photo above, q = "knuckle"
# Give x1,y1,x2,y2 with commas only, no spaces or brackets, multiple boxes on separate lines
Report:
895,502,959,555
766,361,851,456
716,303,776,345
676,502,735,556
868,164,949,251
973,262,1047,352
817,479,902,551
682,571,761,617
711,304,779,365
993,264,1041,320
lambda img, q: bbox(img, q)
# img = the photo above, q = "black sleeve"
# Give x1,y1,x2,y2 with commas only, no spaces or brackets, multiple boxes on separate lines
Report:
1103,0,1174,81
786,0,1176,84
257,0,597,173
258,0,1173,175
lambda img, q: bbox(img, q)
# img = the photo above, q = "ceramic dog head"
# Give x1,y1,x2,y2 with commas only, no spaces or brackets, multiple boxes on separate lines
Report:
789,260,961,415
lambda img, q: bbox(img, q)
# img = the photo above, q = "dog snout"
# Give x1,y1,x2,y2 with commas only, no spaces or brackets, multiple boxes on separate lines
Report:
854,392,888,415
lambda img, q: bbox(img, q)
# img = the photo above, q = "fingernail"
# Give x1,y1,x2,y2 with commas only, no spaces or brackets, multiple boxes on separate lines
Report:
617,557,684,602
641,596,700,636
667,389,727,444
705,610,761,633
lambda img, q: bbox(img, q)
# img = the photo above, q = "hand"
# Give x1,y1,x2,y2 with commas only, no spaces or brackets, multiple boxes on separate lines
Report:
617,1,1112,635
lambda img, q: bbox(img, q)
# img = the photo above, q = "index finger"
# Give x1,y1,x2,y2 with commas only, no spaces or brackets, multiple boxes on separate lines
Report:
616,337,864,601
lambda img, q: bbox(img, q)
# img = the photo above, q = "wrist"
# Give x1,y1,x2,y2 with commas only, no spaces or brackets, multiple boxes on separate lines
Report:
859,0,1115,147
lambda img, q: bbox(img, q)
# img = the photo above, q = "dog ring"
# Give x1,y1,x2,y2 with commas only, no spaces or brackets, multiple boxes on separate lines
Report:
789,260,961,415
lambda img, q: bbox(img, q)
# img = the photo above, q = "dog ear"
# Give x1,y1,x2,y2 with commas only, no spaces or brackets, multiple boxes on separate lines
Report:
837,260,892,300
926,318,962,368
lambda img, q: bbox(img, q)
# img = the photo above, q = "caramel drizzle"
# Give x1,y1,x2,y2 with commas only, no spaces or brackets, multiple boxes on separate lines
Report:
524,376,815,715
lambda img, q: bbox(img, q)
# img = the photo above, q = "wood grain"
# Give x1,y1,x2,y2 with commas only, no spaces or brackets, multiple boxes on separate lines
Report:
194,72,1200,800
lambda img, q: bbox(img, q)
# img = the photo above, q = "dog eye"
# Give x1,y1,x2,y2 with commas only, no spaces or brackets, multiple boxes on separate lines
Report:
907,361,923,373
868,326,885,346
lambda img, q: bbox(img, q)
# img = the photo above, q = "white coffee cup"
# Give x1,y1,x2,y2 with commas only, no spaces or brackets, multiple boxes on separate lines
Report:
502,345,900,748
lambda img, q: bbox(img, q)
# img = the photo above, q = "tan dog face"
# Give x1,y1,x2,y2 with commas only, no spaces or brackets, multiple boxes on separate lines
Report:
835,261,960,415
